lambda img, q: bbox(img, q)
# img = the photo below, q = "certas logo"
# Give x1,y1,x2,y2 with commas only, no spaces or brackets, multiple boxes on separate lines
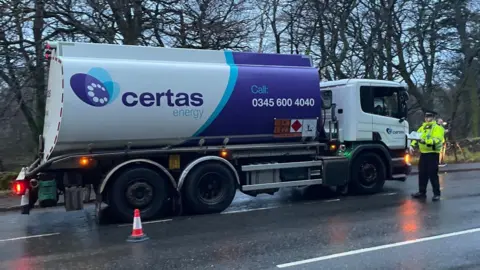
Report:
70,67,204,109
122,90,203,107
121,90,205,120
386,128,404,135
70,68,120,107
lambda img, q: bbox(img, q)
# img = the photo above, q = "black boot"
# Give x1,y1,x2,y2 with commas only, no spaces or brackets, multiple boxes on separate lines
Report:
411,192,426,199
432,195,441,201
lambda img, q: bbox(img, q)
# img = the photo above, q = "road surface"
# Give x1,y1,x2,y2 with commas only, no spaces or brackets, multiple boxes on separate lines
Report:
0,171,480,269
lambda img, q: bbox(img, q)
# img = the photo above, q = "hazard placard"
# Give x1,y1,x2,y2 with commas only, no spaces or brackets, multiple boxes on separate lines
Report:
273,118,317,138
274,119,300,137
301,119,317,137
290,119,303,132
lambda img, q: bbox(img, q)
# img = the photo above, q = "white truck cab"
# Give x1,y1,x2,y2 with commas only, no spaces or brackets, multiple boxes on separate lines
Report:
321,79,411,184
321,79,408,147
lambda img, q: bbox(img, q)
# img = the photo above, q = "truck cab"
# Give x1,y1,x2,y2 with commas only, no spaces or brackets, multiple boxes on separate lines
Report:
321,79,411,185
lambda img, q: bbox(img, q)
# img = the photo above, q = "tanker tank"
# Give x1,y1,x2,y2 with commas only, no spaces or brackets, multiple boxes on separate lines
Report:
42,43,323,161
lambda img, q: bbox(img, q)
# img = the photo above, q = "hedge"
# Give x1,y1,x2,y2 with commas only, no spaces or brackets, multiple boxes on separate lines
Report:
0,172,17,191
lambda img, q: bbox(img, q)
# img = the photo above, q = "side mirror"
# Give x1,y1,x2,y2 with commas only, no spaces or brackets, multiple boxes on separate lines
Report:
399,91,409,119
321,90,332,110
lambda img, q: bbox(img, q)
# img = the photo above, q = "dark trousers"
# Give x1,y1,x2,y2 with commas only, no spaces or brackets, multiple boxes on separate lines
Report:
418,153,440,196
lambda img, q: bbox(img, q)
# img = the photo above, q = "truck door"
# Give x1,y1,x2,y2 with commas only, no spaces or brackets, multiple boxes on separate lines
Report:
358,86,374,140
368,86,408,150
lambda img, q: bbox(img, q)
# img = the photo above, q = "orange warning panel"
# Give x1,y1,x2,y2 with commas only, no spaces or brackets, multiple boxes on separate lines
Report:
273,119,301,138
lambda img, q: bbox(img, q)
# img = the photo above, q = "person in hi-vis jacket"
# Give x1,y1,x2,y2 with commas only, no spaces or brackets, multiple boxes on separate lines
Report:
409,110,445,201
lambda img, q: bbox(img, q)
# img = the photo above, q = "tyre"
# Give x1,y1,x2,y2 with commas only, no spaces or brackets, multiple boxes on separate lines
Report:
108,166,170,222
183,162,237,215
349,152,386,194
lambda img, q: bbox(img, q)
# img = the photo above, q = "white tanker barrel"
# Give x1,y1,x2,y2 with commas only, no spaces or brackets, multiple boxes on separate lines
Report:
42,43,322,161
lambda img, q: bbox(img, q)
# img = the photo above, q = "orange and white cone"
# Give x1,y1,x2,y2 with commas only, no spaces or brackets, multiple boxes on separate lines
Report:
20,188,30,215
127,209,149,242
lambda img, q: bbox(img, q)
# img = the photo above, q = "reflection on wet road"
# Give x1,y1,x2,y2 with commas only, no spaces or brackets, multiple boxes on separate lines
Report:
0,171,480,269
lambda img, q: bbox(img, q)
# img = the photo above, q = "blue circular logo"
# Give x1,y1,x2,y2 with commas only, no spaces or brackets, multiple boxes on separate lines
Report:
386,128,392,134
70,67,120,107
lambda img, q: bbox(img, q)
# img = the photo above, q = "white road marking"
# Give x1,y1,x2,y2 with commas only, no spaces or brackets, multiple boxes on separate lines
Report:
276,227,480,268
118,218,172,227
143,219,173,225
224,198,342,214
222,206,279,214
378,192,397,196
303,199,340,205
323,199,341,202
0,232,60,243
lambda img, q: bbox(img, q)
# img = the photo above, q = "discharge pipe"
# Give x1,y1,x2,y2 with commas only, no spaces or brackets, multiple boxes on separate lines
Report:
30,179,39,189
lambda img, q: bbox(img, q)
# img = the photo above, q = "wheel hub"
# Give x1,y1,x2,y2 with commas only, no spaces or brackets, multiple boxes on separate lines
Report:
125,181,153,208
361,163,377,183
197,172,226,205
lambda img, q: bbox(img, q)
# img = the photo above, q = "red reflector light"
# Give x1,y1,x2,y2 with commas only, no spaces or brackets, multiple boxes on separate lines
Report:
12,181,27,196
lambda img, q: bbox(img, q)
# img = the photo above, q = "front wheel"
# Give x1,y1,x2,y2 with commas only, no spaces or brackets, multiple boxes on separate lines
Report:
108,167,170,222
349,152,386,194
183,162,237,215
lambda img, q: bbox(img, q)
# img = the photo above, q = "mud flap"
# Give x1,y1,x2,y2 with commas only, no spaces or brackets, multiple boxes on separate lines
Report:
172,190,183,216
322,157,349,187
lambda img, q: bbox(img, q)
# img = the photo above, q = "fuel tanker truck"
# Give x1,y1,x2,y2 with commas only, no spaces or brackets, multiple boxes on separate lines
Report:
12,42,412,222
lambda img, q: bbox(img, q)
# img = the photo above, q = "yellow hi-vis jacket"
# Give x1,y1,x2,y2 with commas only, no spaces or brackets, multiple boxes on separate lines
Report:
411,121,445,153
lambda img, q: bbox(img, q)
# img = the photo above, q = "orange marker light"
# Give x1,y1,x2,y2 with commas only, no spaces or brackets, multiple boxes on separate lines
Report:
220,150,228,158
329,144,337,151
404,153,411,164
79,157,90,167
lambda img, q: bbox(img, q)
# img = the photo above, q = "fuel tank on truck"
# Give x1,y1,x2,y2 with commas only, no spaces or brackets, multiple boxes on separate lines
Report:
42,42,322,161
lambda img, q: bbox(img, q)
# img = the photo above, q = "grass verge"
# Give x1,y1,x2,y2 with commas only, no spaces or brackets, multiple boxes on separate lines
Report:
410,149,480,165
0,172,17,191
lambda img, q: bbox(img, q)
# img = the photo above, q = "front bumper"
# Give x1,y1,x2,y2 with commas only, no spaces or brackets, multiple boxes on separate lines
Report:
390,157,412,181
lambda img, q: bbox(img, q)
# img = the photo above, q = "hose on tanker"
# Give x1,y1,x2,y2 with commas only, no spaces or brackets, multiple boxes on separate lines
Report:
27,158,40,172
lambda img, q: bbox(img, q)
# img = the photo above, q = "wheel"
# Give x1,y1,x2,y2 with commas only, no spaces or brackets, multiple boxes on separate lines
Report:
183,162,237,215
349,152,386,194
108,166,170,222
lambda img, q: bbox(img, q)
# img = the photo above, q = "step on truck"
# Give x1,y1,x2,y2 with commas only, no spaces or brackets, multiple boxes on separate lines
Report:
12,42,412,222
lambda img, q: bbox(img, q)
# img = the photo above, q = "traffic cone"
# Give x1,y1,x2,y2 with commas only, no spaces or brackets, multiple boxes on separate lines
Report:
127,209,149,242
20,189,30,215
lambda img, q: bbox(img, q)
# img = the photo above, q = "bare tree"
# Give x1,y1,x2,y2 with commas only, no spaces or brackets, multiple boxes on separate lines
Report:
0,0,479,168
168,0,255,50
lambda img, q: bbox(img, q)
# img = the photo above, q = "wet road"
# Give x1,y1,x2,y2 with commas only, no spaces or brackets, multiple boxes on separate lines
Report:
0,171,480,269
